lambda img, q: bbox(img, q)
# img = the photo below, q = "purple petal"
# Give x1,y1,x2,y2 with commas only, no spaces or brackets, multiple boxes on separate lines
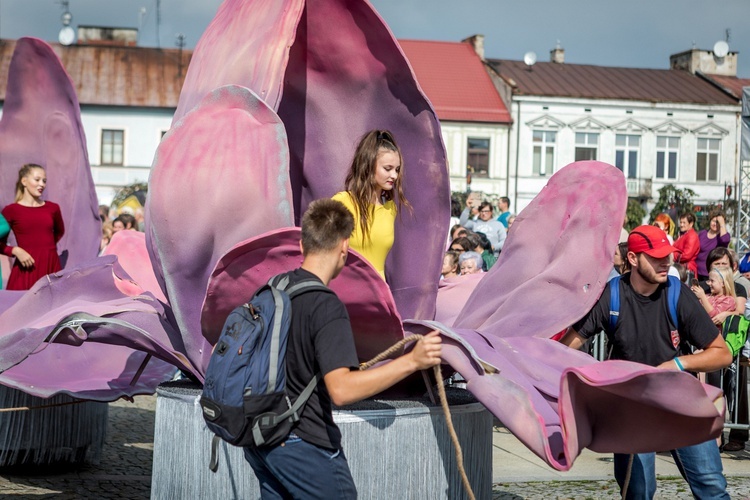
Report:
103,230,166,302
435,273,484,326
147,85,294,372
412,324,723,470
173,0,305,122
0,256,196,398
277,0,449,320
0,344,177,401
454,161,627,338
0,38,100,267
202,228,403,372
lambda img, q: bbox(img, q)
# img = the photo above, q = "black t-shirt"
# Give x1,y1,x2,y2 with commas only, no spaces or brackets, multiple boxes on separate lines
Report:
573,273,718,366
283,268,359,450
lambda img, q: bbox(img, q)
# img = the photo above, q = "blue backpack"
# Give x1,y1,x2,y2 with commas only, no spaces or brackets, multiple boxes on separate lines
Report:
609,274,681,330
200,275,332,469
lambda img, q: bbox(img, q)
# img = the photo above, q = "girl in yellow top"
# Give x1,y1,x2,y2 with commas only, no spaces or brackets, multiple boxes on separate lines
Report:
332,130,410,280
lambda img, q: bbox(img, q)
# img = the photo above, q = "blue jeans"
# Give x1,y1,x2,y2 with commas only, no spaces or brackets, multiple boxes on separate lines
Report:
243,434,357,499
614,439,728,499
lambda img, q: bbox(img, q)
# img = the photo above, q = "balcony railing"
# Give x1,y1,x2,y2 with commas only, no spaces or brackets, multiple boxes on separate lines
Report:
626,178,652,199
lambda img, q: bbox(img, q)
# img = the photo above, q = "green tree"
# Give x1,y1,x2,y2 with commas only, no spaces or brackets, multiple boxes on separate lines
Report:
625,199,647,231
648,184,696,223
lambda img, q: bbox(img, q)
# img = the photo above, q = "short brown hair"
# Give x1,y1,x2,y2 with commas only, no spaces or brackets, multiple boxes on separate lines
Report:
679,212,695,225
301,199,354,256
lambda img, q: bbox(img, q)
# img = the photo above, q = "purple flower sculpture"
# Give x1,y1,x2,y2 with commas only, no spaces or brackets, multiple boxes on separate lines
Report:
0,0,724,471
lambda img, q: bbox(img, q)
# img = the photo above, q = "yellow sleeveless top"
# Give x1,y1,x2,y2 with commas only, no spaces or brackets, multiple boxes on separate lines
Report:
332,191,396,280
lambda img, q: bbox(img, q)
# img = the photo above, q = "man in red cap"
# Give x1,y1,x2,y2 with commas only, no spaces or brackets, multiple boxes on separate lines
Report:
560,224,732,499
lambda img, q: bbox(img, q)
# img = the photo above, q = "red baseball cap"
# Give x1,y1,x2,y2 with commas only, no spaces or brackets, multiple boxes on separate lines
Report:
628,225,676,258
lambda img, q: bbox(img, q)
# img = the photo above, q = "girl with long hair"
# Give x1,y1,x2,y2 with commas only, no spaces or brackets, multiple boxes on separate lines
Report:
0,164,65,290
692,266,736,325
332,130,410,280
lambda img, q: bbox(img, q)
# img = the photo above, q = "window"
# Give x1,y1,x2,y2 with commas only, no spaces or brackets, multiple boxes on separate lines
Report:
574,132,598,161
615,134,640,179
101,129,124,165
532,130,556,176
696,138,720,182
467,138,490,178
655,136,679,180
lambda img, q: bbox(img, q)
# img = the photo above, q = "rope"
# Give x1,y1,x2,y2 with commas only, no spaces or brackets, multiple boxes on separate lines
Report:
0,399,87,413
360,334,476,500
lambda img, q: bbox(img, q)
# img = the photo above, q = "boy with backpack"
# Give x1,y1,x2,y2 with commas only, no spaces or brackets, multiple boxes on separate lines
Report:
242,198,442,499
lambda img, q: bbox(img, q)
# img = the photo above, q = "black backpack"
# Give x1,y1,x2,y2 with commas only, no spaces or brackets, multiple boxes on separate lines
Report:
200,274,331,470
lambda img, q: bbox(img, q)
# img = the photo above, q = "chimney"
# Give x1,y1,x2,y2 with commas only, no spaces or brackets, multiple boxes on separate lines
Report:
550,41,564,63
462,34,485,61
77,26,138,46
669,47,737,76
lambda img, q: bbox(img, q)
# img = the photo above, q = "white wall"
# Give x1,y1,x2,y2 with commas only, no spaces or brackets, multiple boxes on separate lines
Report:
508,96,741,215
441,121,511,197
82,106,174,205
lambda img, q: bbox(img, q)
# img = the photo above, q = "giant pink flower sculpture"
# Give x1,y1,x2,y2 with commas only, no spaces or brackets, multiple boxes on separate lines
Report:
0,0,724,471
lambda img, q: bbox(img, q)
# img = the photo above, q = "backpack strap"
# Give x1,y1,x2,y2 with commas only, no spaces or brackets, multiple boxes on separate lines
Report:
666,275,681,330
209,435,221,472
260,277,330,395
266,287,285,395
608,275,621,330
609,274,680,331
251,373,321,447
268,274,332,299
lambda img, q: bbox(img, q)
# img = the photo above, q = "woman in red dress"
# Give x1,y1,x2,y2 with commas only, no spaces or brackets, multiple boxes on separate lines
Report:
0,164,65,290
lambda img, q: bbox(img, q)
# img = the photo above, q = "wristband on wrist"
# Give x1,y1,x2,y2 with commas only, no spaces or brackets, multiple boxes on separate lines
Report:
673,357,685,371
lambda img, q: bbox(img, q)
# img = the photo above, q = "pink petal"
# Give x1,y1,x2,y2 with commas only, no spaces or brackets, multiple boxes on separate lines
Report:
173,0,305,122
147,85,294,372
103,230,166,302
202,228,403,372
454,161,627,338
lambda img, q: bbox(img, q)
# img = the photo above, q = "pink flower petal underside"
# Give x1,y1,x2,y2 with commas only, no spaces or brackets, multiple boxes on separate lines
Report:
0,38,100,268
147,85,294,373
454,161,628,339
103,230,166,302
0,257,194,399
203,228,403,370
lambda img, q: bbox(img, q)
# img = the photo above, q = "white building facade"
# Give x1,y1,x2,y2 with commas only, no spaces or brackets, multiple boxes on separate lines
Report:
508,96,740,214
484,45,744,218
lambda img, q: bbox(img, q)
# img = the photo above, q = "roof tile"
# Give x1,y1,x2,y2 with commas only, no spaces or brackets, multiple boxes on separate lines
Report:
399,39,511,123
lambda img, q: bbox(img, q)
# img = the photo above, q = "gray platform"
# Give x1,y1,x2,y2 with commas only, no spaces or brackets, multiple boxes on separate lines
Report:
151,381,492,499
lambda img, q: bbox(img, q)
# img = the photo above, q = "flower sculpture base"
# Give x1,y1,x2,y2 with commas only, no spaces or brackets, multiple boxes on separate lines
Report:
152,381,492,499
0,386,107,466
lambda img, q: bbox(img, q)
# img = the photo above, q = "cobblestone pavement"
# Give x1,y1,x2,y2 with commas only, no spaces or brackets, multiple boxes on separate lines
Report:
493,477,750,499
1,395,749,499
0,395,156,499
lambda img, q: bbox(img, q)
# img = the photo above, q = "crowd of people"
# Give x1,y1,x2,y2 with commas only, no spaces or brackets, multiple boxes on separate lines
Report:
442,193,515,278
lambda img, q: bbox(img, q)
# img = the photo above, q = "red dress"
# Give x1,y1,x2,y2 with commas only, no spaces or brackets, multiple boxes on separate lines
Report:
0,202,65,291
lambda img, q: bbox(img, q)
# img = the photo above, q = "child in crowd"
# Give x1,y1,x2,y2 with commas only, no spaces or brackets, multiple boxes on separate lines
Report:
693,266,736,328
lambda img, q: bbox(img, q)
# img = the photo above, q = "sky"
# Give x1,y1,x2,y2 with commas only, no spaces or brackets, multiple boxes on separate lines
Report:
1,0,748,76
